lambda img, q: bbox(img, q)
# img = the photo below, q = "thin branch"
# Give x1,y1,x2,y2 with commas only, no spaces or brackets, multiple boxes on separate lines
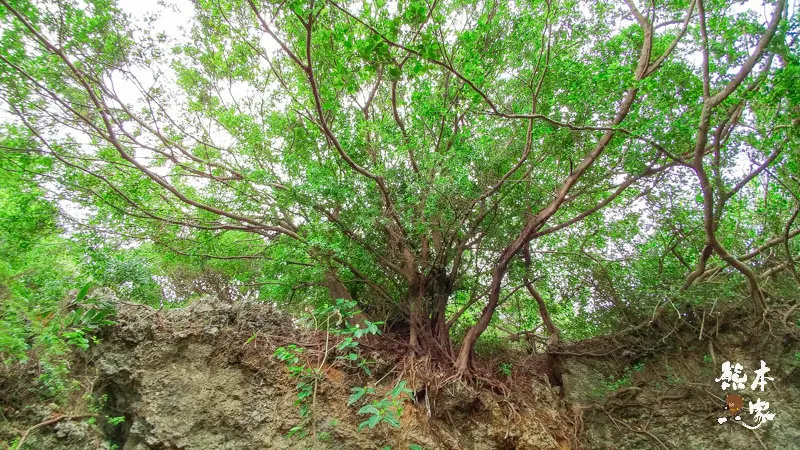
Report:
13,415,97,450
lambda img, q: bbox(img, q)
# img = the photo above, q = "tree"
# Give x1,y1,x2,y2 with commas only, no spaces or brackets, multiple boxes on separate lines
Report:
0,0,796,376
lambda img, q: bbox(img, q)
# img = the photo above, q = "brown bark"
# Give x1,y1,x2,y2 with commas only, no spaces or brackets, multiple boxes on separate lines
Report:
430,269,456,358
681,244,713,292
518,257,564,394
525,282,560,345
454,40,654,375
452,0,674,373
688,0,785,315
324,270,352,302
323,269,369,328
431,294,453,356
407,269,456,361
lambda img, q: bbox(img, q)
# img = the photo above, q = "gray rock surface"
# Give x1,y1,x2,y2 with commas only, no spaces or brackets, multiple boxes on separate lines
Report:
90,301,571,449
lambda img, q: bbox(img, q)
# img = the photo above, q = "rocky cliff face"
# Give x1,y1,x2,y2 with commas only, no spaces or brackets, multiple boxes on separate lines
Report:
89,299,575,450
10,297,800,449
561,312,800,450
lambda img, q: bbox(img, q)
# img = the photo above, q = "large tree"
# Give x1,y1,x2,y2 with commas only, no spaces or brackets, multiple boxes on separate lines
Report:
0,0,796,375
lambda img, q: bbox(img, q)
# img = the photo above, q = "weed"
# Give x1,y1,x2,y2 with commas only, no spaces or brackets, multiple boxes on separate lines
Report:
590,362,646,399
352,381,414,431
273,299,382,442
107,416,126,426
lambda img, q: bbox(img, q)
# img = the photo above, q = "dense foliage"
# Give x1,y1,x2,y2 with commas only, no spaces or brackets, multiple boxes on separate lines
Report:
0,0,797,378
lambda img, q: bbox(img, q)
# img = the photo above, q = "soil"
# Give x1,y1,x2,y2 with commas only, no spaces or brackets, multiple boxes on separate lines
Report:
4,293,799,449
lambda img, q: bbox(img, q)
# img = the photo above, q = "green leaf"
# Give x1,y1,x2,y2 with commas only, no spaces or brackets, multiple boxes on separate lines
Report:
391,380,407,398
357,405,381,416
387,66,402,80
367,414,381,428
348,387,367,406
336,337,357,350
75,283,92,303
384,413,400,428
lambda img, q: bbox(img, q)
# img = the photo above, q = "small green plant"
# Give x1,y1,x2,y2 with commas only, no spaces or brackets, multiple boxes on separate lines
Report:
317,431,332,442
350,380,414,431
274,344,317,437
62,283,116,350
664,362,684,385
273,299,382,441
2,283,116,399
36,361,71,397
348,386,376,405
499,362,512,376
591,362,646,399
605,374,630,392
108,416,126,426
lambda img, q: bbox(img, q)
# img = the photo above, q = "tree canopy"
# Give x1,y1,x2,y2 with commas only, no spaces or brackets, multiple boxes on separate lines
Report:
0,0,797,375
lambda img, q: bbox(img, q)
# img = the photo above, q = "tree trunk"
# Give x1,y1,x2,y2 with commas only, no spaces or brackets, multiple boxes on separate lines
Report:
408,286,425,354
324,269,368,327
431,293,453,357
324,269,352,301
455,260,509,374
525,282,560,344
408,272,455,361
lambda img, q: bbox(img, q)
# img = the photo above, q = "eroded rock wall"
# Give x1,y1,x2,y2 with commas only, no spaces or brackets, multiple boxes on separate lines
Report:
562,315,800,449
14,297,796,450
92,299,574,450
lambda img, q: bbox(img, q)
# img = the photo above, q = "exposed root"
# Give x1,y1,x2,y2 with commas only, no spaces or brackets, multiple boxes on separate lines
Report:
745,425,769,450
782,304,799,336
549,345,624,357
572,406,585,449
603,411,669,450
501,399,522,439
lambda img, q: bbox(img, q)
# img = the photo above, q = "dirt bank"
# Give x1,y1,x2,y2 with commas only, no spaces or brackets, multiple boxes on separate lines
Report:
6,295,799,449
90,298,575,449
